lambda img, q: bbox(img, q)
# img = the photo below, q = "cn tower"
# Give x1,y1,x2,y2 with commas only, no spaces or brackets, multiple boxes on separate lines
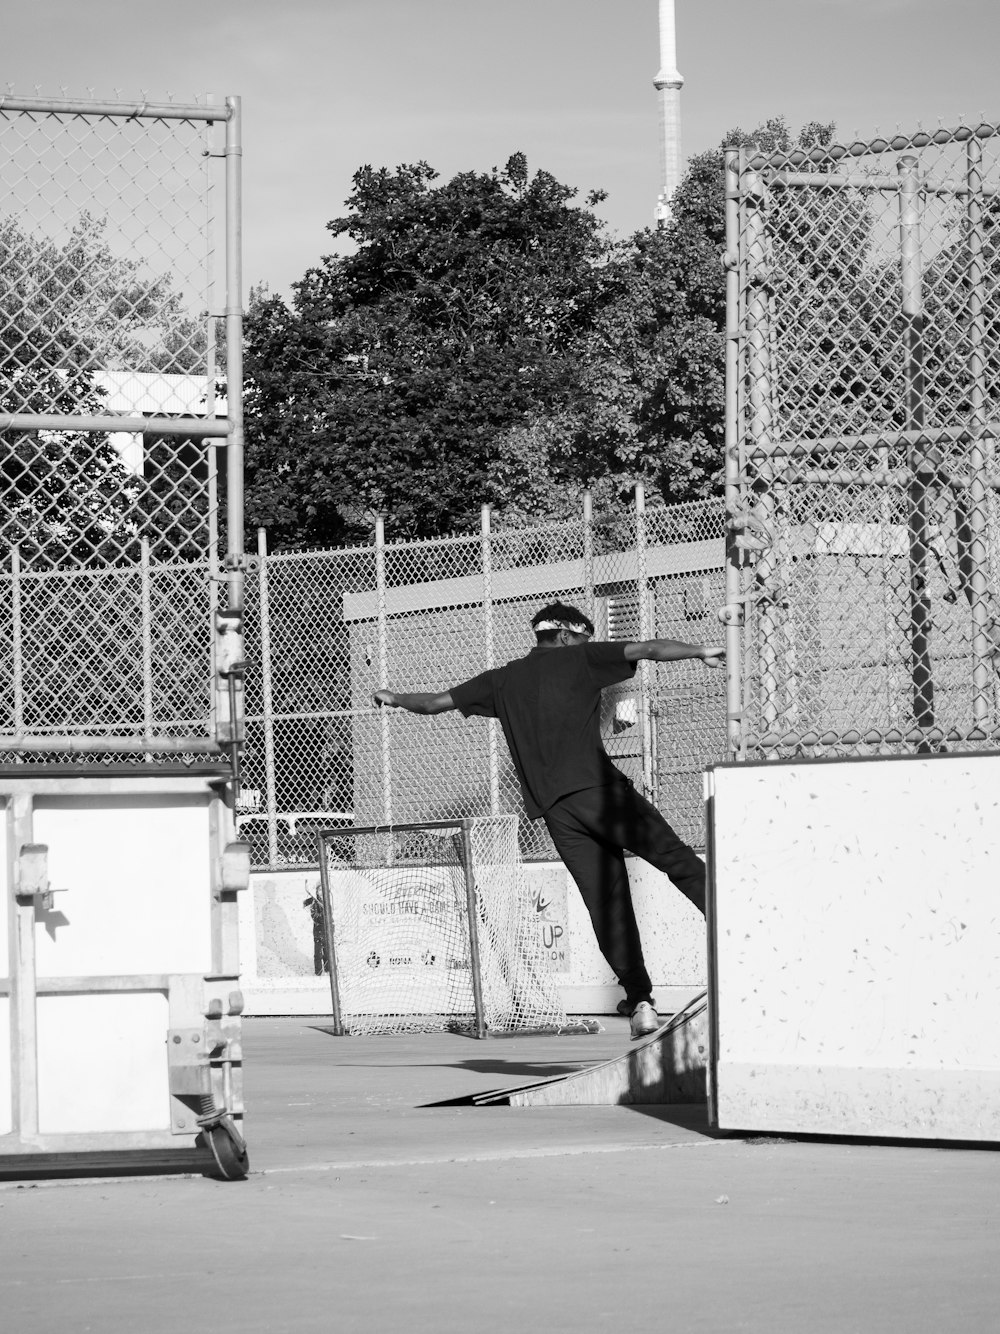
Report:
654,0,684,226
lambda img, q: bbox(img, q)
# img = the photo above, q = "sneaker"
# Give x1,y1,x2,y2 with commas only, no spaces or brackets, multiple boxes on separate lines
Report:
629,1000,660,1040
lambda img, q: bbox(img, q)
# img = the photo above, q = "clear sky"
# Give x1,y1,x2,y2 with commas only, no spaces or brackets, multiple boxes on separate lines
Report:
7,0,1000,296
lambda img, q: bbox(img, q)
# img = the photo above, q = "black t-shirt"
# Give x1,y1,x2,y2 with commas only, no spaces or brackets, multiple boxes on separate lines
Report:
450,642,637,819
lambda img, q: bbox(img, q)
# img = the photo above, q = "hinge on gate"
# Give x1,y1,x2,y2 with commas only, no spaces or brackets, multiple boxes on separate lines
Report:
726,510,774,553
14,844,67,909
717,602,746,628
215,841,251,899
210,554,254,581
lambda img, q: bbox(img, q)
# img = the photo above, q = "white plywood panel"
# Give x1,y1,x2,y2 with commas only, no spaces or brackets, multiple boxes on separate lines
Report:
709,753,1000,1140
0,817,8,969
0,819,12,1137
0,999,11,1137
36,992,171,1134
32,796,212,978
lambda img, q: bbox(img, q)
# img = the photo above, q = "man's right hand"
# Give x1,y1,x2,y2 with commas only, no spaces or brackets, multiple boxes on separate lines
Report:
373,689,397,708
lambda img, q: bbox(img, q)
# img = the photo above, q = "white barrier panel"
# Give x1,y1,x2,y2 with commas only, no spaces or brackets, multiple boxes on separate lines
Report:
0,771,248,1177
707,752,1000,1141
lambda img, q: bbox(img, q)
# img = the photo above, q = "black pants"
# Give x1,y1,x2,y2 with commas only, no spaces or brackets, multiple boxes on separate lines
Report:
542,781,706,1005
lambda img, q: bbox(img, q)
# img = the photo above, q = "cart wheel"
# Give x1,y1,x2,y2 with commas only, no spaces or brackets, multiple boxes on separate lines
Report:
205,1121,250,1181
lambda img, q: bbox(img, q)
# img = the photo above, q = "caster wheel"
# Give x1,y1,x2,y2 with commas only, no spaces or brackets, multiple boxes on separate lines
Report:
204,1120,249,1180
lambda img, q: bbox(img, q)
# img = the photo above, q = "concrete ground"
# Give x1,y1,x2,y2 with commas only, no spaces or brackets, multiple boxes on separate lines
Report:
2,1015,998,1333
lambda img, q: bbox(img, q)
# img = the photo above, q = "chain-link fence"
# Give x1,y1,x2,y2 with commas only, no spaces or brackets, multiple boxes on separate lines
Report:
238,493,726,869
724,122,1000,759
0,92,245,761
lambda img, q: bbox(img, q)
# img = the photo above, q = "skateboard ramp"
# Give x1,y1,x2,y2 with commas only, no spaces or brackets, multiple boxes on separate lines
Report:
473,992,708,1107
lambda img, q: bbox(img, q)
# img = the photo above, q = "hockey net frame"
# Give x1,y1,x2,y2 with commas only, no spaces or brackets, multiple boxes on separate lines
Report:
316,815,568,1038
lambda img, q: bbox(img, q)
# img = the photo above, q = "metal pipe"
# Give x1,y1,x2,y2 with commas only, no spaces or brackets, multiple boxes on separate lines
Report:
742,162,782,744
222,95,246,788
748,723,1000,750
11,548,24,737
224,96,245,600
723,148,745,758
480,504,500,816
0,735,225,754
374,515,394,829
316,833,345,1035
959,136,995,724
458,821,488,1040
582,489,595,625
205,125,221,748
766,169,999,197
897,154,935,747
0,413,228,437
140,537,154,751
0,93,232,121
634,482,654,799
744,121,999,172
257,529,279,866
742,422,997,461
772,466,1000,490
244,706,390,723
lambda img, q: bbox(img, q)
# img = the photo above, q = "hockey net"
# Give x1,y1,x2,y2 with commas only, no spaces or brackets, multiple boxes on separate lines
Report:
317,815,568,1036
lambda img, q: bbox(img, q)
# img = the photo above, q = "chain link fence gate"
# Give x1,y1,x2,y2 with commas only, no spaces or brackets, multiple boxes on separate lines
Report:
724,122,1000,760
0,92,249,1175
238,493,726,870
0,93,245,762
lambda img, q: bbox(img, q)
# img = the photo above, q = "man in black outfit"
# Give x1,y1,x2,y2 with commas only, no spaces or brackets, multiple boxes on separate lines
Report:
374,601,724,1039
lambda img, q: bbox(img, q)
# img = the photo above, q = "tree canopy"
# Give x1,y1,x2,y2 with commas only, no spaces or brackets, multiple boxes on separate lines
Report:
244,154,615,544
243,121,836,548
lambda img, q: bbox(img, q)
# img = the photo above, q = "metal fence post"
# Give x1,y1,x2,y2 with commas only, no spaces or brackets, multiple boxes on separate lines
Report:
723,147,745,759
743,162,782,747
897,154,935,748
582,489,595,625
221,93,246,788
959,137,995,729
481,503,500,815
375,515,394,828
11,547,23,738
459,820,488,1039
634,481,654,799
205,102,220,747
257,528,279,865
140,537,154,751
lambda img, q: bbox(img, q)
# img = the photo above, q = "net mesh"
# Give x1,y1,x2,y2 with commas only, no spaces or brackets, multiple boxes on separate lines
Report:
319,816,567,1036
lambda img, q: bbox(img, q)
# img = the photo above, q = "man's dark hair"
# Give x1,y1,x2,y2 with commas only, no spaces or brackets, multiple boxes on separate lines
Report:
531,601,595,643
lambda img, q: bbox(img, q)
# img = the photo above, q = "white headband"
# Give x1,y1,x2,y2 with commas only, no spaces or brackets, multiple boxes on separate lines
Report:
533,618,591,634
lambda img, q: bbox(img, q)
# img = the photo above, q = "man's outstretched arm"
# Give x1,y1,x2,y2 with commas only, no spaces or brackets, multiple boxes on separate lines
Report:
373,689,456,715
624,639,725,668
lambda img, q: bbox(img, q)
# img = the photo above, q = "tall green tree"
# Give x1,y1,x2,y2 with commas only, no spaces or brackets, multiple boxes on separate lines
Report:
243,155,614,545
244,121,840,546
